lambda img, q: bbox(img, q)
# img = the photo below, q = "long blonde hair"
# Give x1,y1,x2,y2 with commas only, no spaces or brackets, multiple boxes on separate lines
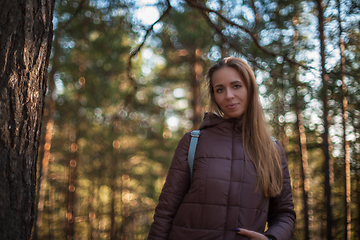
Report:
206,57,283,197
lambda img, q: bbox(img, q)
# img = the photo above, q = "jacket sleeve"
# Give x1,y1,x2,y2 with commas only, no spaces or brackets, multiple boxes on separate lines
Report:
148,133,192,240
265,141,296,240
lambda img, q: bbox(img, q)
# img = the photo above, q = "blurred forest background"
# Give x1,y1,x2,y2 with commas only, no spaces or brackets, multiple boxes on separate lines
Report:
30,0,360,239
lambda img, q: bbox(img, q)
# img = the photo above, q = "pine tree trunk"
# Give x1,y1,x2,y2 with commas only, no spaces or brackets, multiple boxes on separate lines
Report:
292,17,311,239
337,0,351,237
341,36,351,240
315,0,334,238
191,48,203,130
0,0,54,239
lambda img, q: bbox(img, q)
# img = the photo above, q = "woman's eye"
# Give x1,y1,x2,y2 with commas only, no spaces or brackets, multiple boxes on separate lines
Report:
234,85,241,89
216,88,223,93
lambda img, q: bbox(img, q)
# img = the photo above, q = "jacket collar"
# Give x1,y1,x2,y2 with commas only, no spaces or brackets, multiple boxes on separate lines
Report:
198,112,243,135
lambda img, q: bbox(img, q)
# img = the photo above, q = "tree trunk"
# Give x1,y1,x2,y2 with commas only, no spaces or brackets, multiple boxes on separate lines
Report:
341,33,351,240
0,0,54,239
66,128,79,240
337,0,351,238
315,0,334,238
295,102,311,240
292,17,311,239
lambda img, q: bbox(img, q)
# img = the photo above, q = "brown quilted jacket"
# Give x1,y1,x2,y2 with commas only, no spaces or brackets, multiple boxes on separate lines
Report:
148,114,295,240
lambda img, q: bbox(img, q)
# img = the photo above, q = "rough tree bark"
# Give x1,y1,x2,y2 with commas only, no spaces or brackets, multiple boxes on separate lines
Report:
0,0,54,239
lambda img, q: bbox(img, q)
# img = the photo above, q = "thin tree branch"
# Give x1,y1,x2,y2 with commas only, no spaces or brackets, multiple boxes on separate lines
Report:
199,9,259,66
199,9,232,50
129,1,171,58
125,0,172,106
184,0,310,69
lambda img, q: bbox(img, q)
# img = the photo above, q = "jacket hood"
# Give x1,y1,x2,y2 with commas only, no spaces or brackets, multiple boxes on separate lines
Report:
199,112,243,136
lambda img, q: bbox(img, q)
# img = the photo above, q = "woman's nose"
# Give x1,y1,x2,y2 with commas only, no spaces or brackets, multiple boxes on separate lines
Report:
226,89,234,99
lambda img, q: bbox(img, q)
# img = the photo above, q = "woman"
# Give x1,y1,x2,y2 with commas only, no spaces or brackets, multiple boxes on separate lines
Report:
148,57,296,240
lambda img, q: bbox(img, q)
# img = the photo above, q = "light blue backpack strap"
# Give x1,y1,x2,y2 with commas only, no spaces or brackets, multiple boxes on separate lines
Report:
271,136,278,148
188,130,200,183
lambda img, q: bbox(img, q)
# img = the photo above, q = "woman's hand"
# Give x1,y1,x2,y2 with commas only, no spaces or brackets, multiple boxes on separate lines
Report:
236,228,269,240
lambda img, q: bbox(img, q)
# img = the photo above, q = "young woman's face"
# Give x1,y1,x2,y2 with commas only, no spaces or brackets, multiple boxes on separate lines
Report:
212,67,248,119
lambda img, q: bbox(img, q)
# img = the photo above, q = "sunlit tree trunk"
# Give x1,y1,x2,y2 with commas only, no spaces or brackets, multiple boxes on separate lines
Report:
337,0,351,238
191,48,204,130
341,32,351,240
0,0,54,239
292,17,311,239
315,0,334,238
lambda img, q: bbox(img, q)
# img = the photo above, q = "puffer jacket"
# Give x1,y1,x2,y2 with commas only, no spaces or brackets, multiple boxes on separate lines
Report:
148,114,295,240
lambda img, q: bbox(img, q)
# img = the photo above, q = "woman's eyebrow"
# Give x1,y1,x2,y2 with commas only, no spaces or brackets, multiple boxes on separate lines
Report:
214,80,242,88
231,80,242,84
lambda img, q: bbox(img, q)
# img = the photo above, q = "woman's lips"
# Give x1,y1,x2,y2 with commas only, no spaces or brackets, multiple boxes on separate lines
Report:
227,103,238,109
